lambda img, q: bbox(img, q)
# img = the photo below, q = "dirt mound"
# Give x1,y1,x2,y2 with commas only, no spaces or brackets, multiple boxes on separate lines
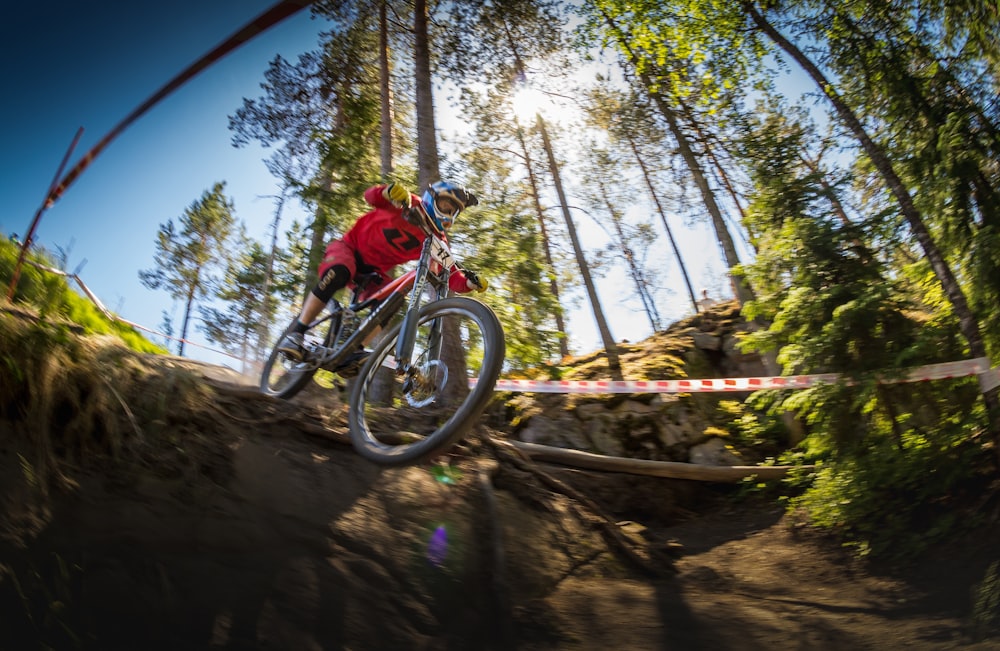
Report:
1,312,998,649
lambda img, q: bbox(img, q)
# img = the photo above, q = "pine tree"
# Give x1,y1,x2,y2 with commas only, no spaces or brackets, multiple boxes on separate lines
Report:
139,182,236,356
200,234,275,374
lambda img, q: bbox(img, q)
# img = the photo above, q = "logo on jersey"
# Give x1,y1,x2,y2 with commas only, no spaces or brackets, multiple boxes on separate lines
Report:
383,227,421,252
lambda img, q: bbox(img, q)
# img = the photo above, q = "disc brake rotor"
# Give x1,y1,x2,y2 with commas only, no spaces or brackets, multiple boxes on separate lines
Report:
403,360,448,407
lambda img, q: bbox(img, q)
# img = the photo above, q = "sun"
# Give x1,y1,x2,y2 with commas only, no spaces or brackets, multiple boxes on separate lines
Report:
510,84,555,123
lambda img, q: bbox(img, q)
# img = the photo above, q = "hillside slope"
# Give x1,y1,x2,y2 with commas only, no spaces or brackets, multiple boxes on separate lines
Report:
1,305,998,650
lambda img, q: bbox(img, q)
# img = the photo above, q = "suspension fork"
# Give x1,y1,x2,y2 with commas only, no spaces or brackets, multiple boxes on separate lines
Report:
395,237,434,370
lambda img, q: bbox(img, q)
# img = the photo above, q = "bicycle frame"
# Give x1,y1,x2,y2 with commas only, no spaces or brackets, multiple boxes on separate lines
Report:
308,232,452,375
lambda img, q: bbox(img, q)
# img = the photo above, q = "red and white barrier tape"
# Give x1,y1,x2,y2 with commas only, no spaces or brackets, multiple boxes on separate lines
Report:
18,255,1000,390
489,358,995,394
983,366,1000,393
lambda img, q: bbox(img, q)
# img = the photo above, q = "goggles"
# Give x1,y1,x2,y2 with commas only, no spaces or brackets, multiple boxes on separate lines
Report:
433,194,464,224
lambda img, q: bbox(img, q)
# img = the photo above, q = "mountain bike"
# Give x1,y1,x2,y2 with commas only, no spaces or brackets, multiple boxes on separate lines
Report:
259,210,506,466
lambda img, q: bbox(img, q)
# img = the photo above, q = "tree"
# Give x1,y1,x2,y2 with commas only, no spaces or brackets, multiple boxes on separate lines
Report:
738,97,984,471
786,0,1000,356
229,15,384,285
200,234,276,375
741,0,1000,449
466,2,623,366
139,182,236,356
451,142,567,367
456,85,573,359
594,10,754,308
583,84,700,314
536,112,622,372
579,145,663,332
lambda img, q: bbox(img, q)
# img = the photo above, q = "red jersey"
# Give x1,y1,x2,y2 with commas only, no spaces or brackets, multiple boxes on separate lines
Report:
337,185,477,294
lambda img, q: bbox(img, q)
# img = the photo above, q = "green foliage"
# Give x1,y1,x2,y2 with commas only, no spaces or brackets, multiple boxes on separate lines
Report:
577,0,772,108
448,143,568,369
775,0,1000,359
788,425,988,559
968,224,1000,360
1,236,166,354
230,14,385,278
717,398,787,449
973,561,1000,640
733,96,991,456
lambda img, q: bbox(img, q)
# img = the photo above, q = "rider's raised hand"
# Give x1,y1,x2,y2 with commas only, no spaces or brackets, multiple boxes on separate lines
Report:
464,269,489,293
383,182,412,208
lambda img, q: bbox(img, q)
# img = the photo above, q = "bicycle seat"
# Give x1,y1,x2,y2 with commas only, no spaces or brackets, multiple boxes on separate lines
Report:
353,271,383,287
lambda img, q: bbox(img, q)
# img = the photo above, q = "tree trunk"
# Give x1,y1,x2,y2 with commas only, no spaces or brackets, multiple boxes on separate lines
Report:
260,189,286,357
179,288,195,357
675,94,752,232
642,85,752,306
509,440,802,482
378,0,394,178
744,0,1000,449
412,0,468,402
799,153,854,227
499,14,571,358
305,208,329,303
413,0,439,189
536,113,621,373
595,176,661,331
599,11,753,307
624,133,700,314
368,0,397,405
515,119,570,358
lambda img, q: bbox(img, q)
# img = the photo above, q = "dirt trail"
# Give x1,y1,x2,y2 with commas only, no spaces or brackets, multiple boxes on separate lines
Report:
1,355,998,650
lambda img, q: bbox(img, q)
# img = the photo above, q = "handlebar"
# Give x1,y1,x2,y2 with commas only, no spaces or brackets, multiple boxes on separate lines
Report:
404,205,471,275
403,205,436,236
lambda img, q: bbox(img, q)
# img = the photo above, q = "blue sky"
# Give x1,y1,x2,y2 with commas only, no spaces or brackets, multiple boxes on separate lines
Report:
1,1,327,365
1,0,743,372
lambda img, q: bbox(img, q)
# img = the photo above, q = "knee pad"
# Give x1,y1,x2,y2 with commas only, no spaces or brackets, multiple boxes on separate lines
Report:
312,264,350,303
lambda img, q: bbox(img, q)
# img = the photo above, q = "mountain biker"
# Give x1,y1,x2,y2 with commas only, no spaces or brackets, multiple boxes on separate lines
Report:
276,180,488,369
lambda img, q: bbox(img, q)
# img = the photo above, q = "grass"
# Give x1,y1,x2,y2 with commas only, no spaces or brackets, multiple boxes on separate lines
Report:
0,234,166,355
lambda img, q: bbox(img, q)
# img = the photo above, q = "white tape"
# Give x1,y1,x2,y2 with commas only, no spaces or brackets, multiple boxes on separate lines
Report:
483,358,993,394
981,367,1000,393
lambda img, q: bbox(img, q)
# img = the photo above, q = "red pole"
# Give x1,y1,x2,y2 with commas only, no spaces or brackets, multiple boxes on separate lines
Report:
42,0,315,209
6,127,84,302
5,0,315,302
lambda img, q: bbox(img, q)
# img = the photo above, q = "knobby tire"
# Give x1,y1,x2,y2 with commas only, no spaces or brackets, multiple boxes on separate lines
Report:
259,314,339,399
349,297,505,465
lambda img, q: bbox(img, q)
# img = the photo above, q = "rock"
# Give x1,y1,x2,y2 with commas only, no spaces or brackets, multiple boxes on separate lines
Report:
688,438,743,466
613,400,660,416
585,417,627,456
575,402,609,419
519,415,591,449
691,332,722,351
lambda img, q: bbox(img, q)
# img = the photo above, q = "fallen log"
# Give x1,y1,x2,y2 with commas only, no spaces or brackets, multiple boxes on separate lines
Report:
507,440,808,483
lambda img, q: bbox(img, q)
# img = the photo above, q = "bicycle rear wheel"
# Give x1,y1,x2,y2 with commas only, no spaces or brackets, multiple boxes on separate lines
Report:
349,297,505,465
259,313,340,399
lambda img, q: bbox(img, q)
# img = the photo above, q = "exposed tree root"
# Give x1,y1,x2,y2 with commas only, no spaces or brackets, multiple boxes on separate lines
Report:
481,432,677,578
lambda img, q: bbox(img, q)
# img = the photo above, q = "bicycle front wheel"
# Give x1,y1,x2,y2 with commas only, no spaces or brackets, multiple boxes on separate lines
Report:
349,297,505,465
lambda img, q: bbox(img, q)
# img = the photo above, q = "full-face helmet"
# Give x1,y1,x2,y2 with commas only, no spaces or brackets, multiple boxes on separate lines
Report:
420,181,478,234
